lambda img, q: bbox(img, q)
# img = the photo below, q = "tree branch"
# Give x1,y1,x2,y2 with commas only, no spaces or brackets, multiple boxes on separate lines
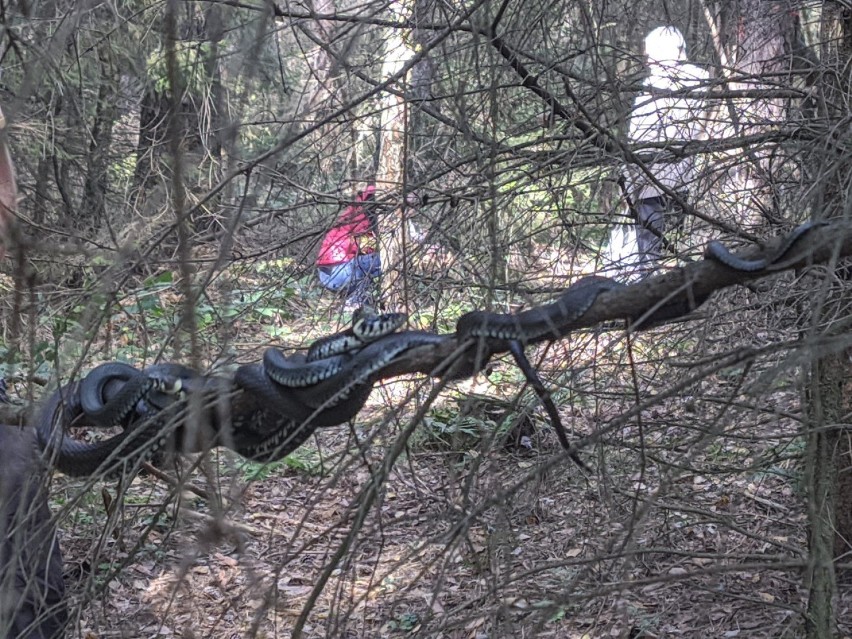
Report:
377,219,852,382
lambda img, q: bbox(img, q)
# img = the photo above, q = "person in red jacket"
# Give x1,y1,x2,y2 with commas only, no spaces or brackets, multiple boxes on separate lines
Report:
316,184,381,309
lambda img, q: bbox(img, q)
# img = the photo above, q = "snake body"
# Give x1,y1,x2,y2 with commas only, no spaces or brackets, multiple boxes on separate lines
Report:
224,408,320,463
705,221,827,272
237,330,444,435
455,276,624,343
38,364,199,477
45,220,825,478
79,362,184,427
39,313,440,472
507,340,588,471
38,359,349,474
262,350,348,387
38,382,164,477
221,329,444,461
265,308,408,386
288,331,447,412
235,363,316,423
306,309,407,361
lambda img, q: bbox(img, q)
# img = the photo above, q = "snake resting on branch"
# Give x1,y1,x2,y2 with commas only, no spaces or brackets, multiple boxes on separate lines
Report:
37,363,210,477
34,222,826,477
455,221,826,344
451,221,826,466
37,309,444,475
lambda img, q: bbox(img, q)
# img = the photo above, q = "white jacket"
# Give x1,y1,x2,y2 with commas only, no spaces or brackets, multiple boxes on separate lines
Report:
625,62,709,201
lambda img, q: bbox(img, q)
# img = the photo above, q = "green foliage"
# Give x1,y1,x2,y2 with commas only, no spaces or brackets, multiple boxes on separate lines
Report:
420,412,487,451
416,400,517,452
237,446,325,481
396,612,420,632
109,152,137,185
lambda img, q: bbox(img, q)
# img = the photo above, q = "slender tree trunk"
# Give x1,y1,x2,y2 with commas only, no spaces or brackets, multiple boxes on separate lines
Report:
407,0,438,179
809,9,852,639
133,14,204,216
81,48,119,227
712,3,851,632
376,93,407,306
376,4,416,306
802,8,852,637
805,354,842,639
193,1,227,234
133,88,169,195
714,0,798,226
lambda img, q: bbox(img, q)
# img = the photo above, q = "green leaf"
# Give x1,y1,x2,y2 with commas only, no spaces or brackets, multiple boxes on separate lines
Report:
143,271,174,287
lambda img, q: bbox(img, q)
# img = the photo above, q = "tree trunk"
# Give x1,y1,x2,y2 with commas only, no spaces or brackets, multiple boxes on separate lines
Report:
714,3,851,633
80,48,119,227
133,13,205,216
407,0,438,177
804,354,842,639
375,5,415,307
714,0,799,227
192,1,227,234
133,87,170,195
804,7,852,636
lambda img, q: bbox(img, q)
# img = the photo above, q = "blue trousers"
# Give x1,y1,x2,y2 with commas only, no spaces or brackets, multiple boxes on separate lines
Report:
317,253,381,305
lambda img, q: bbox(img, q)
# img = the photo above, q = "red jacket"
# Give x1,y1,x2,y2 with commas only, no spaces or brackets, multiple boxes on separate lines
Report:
316,185,377,266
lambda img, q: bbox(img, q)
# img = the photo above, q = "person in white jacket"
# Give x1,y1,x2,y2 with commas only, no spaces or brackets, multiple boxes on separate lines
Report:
622,26,708,276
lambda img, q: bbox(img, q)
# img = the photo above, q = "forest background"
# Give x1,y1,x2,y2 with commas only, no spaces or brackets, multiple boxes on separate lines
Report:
1,0,852,637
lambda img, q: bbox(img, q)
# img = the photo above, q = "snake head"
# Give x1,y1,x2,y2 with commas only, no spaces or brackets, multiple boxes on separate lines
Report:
352,310,408,340
152,377,183,396
137,364,207,414
352,305,377,322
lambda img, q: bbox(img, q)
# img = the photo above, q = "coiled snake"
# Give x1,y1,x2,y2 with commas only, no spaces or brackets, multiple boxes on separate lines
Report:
38,310,440,474
37,223,825,476
242,306,444,430
37,363,201,477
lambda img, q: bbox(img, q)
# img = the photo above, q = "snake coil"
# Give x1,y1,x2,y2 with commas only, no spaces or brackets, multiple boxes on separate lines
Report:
37,364,197,477
263,308,409,389
306,308,407,361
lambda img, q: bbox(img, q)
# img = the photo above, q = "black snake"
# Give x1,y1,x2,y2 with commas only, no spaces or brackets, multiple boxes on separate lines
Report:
37,361,315,474
37,364,203,477
262,308,407,387
455,275,622,345
37,223,824,476
78,362,186,427
38,311,440,474
452,222,825,465
455,222,825,343
704,220,827,272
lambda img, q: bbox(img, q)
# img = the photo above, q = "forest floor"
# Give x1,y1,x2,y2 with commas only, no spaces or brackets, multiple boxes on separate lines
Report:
41,274,852,639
